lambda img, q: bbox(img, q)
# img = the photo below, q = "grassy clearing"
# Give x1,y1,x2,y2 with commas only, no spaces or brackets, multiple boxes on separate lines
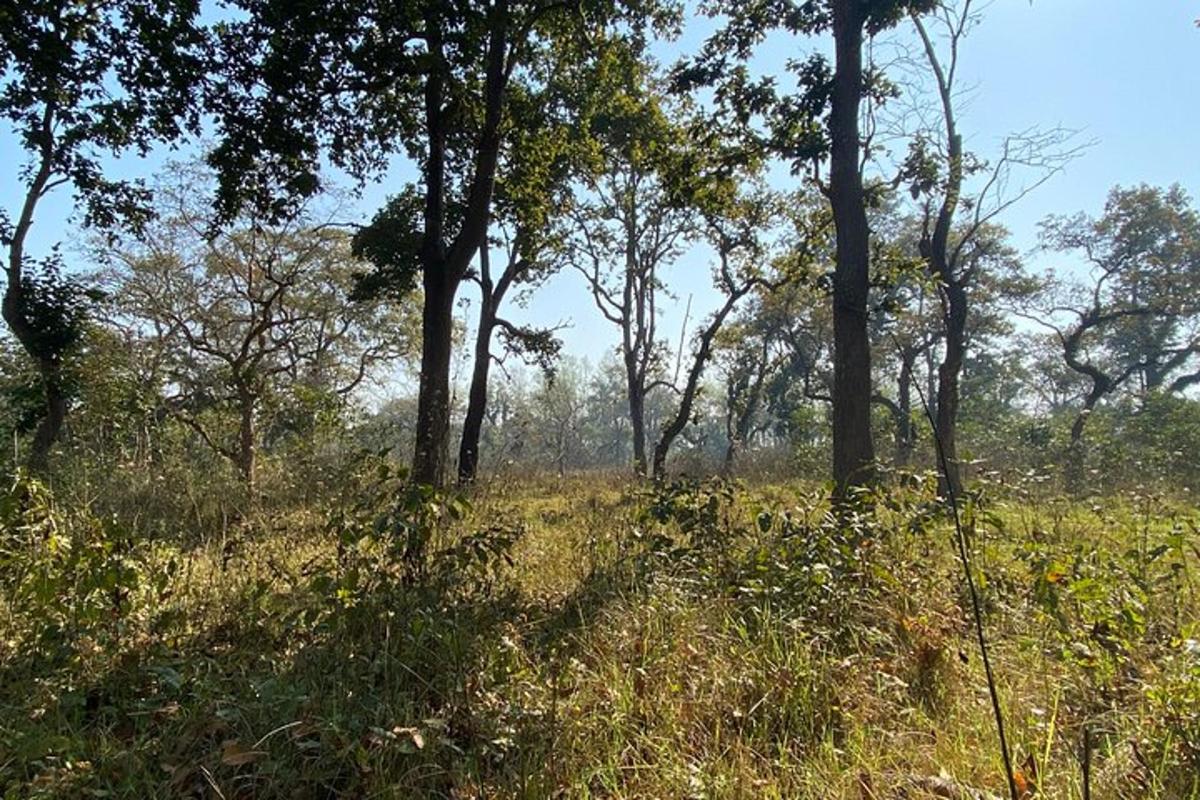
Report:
0,470,1197,798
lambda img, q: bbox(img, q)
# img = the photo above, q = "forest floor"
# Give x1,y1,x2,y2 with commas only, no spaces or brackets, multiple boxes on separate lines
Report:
1,470,1198,798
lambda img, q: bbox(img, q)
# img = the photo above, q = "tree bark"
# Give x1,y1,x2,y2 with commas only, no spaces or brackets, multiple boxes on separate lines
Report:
829,0,876,497
237,389,257,498
458,292,495,484
412,271,457,486
627,359,648,477
935,281,968,496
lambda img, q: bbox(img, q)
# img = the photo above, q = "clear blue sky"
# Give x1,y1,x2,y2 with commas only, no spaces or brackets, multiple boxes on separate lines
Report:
2,1,1198,386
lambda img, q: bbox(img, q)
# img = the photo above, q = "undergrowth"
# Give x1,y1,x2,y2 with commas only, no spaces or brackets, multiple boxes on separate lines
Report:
0,466,1197,798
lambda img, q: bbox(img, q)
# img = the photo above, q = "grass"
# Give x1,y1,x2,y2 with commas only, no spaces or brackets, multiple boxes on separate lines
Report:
0,468,1198,798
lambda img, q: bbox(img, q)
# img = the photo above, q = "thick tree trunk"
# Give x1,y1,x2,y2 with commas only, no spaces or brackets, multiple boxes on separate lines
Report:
1066,386,1103,493
412,272,457,487
935,282,968,496
458,302,495,485
27,359,68,473
829,0,876,497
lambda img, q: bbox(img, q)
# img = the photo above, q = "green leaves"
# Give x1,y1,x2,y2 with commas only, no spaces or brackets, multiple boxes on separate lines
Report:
351,187,428,302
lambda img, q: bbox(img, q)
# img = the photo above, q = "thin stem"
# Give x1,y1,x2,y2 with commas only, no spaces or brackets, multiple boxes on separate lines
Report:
909,344,1018,800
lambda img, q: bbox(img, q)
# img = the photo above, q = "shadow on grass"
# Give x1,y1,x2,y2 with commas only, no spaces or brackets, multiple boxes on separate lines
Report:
0,514,666,799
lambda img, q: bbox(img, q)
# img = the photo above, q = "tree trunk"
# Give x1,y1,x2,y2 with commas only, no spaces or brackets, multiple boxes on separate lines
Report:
935,282,968,496
412,271,457,487
4,111,64,474
653,294,745,481
829,0,876,497
1066,386,1103,493
627,363,648,476
914,14,968,499
3,289,69,473
410,8,506,488
896,352,916,467
26,358,68,473
724,341,771,476
237,391,257,498
458,300,495,485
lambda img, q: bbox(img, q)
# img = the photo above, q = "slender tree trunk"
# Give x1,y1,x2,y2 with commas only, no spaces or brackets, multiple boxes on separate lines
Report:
653,294,745,480
722,438,738,476
896,352,915,467
412,271,457,487
627,361,648,476
936,282,968,496
4,108,64,474
829,0,876,497
914,13,968,498
458,301,495,485
237,391,256,498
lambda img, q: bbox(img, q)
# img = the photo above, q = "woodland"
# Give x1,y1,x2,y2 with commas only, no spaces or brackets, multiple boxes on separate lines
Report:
0,0,1198,797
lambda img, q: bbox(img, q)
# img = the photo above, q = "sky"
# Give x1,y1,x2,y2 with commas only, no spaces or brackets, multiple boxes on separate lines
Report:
2,1,1198,395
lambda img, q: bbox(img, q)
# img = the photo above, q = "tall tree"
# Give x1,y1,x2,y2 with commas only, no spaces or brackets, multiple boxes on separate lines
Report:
208,0,671,487
902,0,1077,495
455,65,589,484
0,0,207,470
674,0,936,496
568,70,696,476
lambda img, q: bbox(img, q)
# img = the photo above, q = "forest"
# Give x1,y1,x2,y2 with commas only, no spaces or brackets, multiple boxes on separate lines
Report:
0,0,1198,797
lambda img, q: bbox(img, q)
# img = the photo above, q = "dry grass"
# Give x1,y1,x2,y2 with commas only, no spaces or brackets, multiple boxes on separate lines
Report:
0,471,1197,798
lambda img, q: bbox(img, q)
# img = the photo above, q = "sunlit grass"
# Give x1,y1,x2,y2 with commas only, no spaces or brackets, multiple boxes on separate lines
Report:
0,472,1197,798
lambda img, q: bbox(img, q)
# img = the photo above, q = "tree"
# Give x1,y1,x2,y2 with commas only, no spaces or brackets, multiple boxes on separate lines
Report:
900,0,1078,495
455,65,588,484
716,274,839,472
716,316,778,474
0,0,207,470
104,168,416,496
872,263,939,468
675,0,937,497
568,67,696,476
208,0,672,487
1031,184,1200,489
651,188,807,480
